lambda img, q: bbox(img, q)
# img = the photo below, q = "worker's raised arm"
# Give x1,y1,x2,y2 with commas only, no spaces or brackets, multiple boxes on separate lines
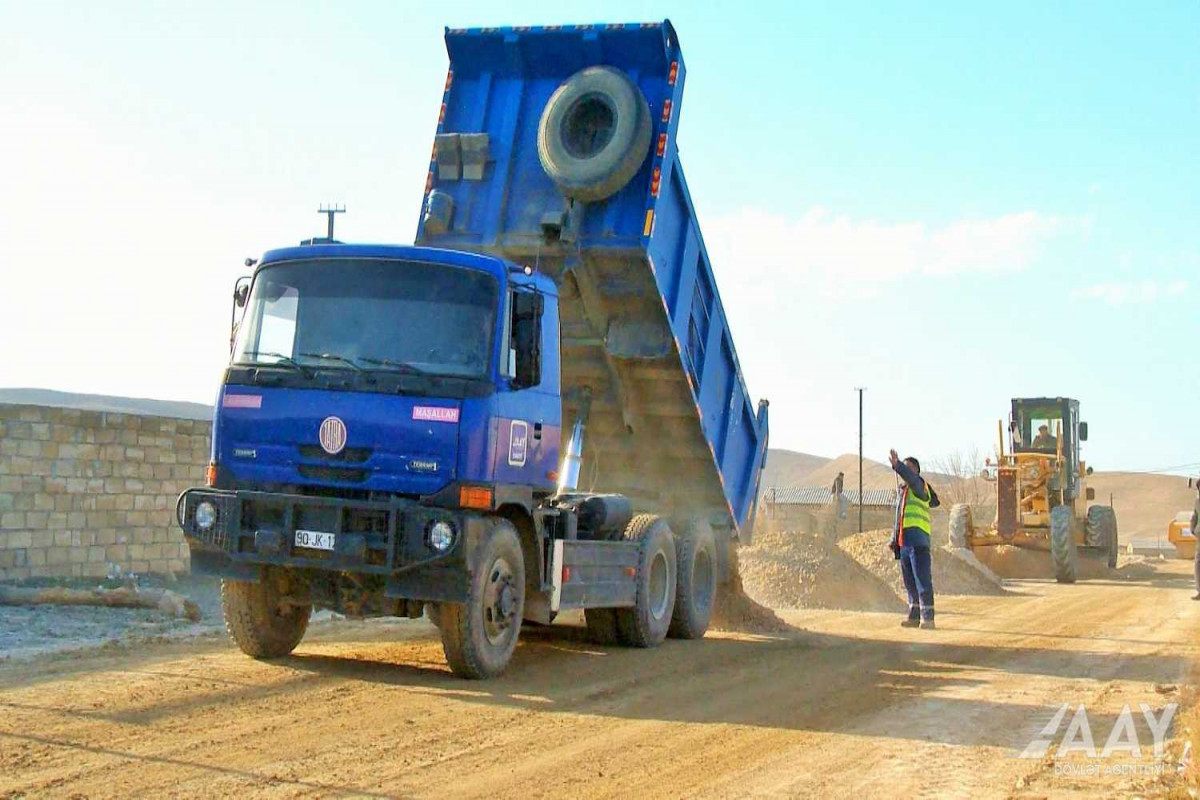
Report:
889,449,928,500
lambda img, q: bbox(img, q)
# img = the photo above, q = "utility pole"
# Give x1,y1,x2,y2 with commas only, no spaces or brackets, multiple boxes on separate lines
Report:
855,387,866,533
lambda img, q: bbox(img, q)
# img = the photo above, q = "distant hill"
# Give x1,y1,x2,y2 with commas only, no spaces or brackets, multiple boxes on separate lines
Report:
1088,472,1195,543
0,388,212,421
762,449,902,492
760,449,831,489
802,453,902,492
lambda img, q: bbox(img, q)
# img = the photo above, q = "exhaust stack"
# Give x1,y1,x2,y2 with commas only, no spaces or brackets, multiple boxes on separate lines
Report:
556,388,593,495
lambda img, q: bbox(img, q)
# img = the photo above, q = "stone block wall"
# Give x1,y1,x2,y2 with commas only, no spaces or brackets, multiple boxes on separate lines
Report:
0,404,211,580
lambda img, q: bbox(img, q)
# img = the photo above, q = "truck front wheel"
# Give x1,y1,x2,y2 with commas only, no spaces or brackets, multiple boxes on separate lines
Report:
221,569,311,659
439,520,525,679
616,514,677,647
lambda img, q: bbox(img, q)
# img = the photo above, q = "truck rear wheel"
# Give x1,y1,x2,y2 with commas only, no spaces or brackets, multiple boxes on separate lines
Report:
668,518,717,640
615,514,677,647
1087,505,1119,569
1050,506,1077,584
537,66,653,203
948,504,974,549
439,520,525,679
221,569,311,659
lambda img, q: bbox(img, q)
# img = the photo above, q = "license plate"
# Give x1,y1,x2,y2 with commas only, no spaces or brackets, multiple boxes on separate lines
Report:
294,529,335,551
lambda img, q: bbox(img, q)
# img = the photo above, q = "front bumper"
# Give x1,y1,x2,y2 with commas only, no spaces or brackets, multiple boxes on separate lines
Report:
177,488,486,602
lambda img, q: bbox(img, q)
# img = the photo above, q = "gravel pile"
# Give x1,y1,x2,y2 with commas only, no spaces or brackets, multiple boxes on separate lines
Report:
711,546,793,634
738,528,905,613
840,530,1008,598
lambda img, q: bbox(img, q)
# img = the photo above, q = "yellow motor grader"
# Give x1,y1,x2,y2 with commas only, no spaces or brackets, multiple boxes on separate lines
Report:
949,397,1117,583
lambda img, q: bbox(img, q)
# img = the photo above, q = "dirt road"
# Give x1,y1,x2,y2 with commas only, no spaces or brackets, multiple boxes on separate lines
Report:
2,562,1198,799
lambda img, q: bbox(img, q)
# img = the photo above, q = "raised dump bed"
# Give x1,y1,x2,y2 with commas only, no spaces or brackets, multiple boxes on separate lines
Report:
416,21,769,542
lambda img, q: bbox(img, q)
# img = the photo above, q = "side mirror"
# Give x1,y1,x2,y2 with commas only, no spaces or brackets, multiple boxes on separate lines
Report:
1086,466,1094,475
231,276,252,345
510,292,544,389
1078,421,1088,441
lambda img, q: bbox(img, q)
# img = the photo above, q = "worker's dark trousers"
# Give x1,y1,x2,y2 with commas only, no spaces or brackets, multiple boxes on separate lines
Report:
899,545,934,621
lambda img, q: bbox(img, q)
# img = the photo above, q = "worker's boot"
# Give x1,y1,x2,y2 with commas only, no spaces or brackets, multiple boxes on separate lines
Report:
919,612,935,630
900,609,920,628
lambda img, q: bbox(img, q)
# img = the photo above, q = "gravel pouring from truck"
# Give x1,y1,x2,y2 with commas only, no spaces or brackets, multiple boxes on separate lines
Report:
178,20,768,679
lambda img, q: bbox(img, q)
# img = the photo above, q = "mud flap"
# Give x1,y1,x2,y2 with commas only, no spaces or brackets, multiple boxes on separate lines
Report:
555,539,639,610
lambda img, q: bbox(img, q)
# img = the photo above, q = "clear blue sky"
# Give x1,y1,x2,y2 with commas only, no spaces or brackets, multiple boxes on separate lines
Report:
2,1,1197,473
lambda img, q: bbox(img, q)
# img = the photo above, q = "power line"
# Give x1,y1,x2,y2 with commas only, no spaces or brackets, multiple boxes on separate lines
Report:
1108,462,1200,477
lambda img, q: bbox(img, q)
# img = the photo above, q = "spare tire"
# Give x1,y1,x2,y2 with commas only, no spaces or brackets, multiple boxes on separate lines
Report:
538,66,653,203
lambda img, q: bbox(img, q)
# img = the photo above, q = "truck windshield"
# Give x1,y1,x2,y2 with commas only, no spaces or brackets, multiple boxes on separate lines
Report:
232,259,498,379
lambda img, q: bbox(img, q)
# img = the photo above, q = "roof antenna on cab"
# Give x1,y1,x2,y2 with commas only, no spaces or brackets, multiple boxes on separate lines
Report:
318,204,345,243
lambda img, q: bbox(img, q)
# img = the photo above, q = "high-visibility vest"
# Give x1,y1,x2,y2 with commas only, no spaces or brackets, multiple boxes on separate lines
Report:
898,483,932,543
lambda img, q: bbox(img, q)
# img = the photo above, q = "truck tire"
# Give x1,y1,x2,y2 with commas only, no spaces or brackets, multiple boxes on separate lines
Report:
221,570,311,659
1086,505,1119,569
439,519,525,679
615,514,677,647
668,518,717,640
537,66,653,203
948,504,974,549
425,602,442,630
1050,505,1077,584
584,608,622,645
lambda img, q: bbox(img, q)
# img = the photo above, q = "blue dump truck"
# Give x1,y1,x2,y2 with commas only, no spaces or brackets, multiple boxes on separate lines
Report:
178,21,769,678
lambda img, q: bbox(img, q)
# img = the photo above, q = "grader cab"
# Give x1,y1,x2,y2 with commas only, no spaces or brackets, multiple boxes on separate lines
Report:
949,397,1118,583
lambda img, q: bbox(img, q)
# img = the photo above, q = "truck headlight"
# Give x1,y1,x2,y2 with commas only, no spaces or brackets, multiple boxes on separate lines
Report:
195,501,218,531
427,520,456,552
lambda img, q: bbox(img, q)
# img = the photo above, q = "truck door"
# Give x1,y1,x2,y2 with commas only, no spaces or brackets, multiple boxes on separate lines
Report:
492,288,560,491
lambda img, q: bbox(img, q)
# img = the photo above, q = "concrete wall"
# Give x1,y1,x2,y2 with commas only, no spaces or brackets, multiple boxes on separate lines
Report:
0,404,211,580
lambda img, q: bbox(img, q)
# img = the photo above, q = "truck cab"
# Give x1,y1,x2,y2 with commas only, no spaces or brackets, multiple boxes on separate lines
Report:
221,245,559,501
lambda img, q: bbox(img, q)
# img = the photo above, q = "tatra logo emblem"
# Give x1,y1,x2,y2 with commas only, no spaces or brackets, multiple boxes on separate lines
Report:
318,416,347,455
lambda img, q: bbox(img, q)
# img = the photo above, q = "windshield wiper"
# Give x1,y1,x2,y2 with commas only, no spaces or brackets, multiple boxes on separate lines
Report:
299,352,368,373
236,351,309,373
356,357,429,376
